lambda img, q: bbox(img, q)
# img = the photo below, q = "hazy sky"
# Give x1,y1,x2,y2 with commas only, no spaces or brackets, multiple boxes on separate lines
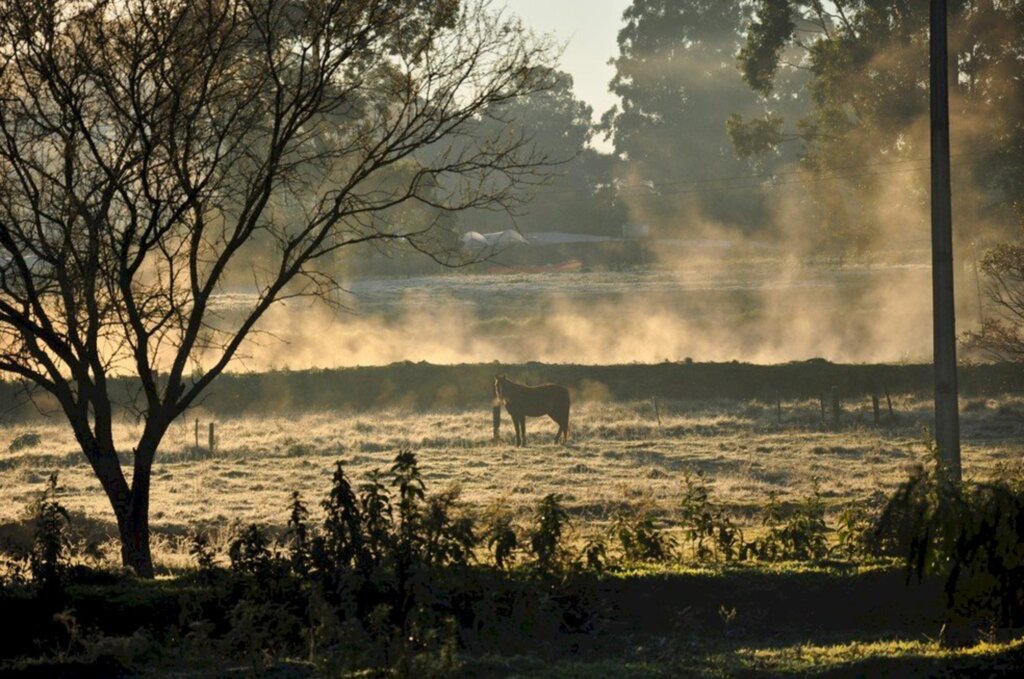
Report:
504,0,631,121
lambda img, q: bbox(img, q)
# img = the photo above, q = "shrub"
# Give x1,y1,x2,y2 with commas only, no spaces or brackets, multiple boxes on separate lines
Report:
284,491,312,577
8,431,41,452
871,443,1024,629
228,524,273,578
28,472,70,596
678,471,744,562
830,503,875,560
320,461,367,573
170,452,600,674
577,536,608,573
359,470,394,566
611,504,676,563
188,528,217,582
528,494,569,572
485,510,519,570
421,488,476,568
748,481,829,562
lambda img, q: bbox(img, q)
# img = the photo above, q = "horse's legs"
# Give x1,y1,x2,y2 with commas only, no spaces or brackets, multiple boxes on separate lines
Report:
519,416,527,446
554,408,569,444
512,415,522,446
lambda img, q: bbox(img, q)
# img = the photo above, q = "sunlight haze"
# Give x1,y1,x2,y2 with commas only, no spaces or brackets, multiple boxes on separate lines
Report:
504,0,630,135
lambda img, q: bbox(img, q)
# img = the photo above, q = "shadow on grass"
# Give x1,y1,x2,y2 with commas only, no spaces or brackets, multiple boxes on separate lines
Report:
1,564,1020,677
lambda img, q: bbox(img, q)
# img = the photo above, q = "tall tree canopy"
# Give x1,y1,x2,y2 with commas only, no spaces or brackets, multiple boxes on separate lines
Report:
0,0,555,576
602,0,792,234
464,70,625,237
731,0,1024,250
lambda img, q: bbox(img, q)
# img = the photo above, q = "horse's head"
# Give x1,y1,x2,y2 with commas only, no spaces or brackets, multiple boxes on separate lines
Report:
493,374,508,401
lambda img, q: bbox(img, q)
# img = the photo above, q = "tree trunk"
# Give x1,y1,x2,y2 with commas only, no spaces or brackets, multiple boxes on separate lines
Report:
90,443,156,578
122,444,156,578
116,491,154,579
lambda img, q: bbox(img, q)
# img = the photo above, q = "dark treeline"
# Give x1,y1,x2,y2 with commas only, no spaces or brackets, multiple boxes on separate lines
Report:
4,361,1024,421
394,0,1024,265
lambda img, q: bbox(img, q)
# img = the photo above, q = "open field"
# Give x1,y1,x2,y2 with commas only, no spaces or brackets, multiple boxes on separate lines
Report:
3,380,1023,570
3,363,1024,676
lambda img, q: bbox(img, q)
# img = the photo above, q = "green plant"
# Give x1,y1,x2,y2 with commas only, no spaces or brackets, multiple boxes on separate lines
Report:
189,528,217,582
528,494,569,572
28,472,70,596
611,504,676,563
321,461,367,573
749,481,829,562
421,488,476,568
359,470,394,566
168,451,604,674
485,511,519,570
286,491,312,577
391,450,426,569
831,503,874,560
578,536,608,573
871,440,1024,629
228,524,272,578
678,471,744,562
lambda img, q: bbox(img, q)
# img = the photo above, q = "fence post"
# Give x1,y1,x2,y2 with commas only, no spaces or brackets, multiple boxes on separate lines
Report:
872,390,881,426
831,386,841,428
652,397,662,427
194,418,199,449
492,405,501,440
208,422,215,454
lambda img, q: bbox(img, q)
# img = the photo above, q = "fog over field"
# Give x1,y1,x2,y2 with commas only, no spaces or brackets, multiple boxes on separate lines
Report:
230,254,942,370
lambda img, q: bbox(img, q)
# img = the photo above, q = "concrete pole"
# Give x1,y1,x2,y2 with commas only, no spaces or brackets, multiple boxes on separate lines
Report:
930,0,962,482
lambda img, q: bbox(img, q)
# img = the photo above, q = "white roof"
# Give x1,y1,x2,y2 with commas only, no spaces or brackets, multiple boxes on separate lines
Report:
461,230,529,248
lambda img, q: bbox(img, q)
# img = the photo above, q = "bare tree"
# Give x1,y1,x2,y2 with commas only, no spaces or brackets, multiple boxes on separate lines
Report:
963,208,1024,362
0,0,555,577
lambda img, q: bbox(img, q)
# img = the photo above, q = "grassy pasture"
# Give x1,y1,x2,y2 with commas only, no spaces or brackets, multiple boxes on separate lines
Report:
2,380,1023,571
3,363,1024,676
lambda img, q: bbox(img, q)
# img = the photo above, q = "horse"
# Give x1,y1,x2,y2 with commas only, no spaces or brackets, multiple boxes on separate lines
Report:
494,374,570,446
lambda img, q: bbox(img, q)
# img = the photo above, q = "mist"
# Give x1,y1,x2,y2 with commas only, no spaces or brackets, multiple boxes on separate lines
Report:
207,0,1017,374
218,250,939,371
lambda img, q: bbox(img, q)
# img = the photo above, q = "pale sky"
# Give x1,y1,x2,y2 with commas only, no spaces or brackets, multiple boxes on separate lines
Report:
504,0,631,121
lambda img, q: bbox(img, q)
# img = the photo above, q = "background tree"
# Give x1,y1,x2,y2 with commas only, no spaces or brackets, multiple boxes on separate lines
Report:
0,0,555,577
732,0,1024,251
463,70,626,238
964,205,1024,361
601,0,793,235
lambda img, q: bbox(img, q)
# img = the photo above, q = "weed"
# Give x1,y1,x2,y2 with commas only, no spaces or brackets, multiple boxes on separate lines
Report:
528,494,569,572
749,481,829,562
485,510,519,570
188,528,217,582
611,503,676,563
28,472,70,598
678,471,744,562
285,491,311,577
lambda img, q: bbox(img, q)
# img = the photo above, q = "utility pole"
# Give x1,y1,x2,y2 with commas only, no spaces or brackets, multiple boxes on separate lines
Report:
930,0,962,483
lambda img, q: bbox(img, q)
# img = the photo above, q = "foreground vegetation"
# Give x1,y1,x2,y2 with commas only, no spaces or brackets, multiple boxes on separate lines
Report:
4,366,1024,675
2,440,1023,676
